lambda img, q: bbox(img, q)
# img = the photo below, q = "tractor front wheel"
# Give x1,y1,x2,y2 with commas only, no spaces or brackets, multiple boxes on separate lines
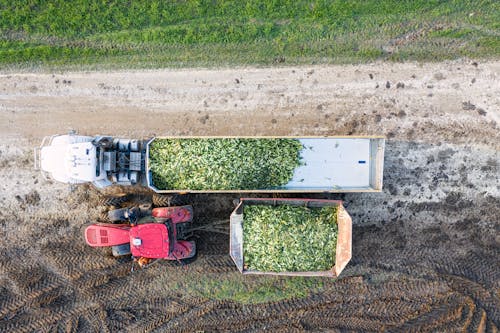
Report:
107,208,129,222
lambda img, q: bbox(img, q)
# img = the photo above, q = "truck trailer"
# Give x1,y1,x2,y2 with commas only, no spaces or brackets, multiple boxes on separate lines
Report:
35,134,385,193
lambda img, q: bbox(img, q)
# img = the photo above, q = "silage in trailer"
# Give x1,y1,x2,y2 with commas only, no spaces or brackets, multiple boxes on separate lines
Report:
149,138,303,190
243,204,338,272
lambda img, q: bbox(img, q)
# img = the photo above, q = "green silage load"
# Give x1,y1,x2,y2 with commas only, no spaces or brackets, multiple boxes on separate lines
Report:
243,205,338,272
149,138,302,190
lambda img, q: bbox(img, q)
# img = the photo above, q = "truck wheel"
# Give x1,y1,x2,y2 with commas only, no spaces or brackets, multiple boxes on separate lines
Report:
99,194,128,207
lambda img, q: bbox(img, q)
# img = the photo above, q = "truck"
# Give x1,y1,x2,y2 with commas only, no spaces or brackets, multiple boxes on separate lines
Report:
34,134,385,193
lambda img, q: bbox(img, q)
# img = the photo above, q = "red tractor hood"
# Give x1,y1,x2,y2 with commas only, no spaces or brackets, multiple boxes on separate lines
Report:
85,224,130,247
129,224,170,258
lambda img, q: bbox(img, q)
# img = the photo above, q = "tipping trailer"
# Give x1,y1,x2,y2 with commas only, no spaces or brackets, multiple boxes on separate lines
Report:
35,134,385,193
230,198,352,277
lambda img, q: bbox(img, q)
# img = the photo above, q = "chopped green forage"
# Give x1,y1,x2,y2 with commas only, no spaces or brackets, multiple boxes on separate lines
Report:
243,205,337,272
149,138,302,190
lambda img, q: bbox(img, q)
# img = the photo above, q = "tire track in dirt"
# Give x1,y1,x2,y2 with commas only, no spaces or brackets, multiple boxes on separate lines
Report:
442,274,500,328
2,219,498,332
0,257,65,320
149,299,218,332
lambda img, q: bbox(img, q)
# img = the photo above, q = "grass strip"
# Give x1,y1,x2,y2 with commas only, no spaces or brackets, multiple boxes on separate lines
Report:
1,1,499,70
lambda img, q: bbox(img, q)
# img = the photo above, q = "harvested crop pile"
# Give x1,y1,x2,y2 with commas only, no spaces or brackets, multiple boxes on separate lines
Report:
149,138,302,190
243,205,338,272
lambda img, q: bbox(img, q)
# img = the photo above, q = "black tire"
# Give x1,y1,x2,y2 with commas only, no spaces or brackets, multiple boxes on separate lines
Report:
152,194,190,207
175,222,191,239
112,244,131,257
181,242,197,265
93,136,113,149
108,208,129,222
152,194,173,207
98,211,110,222
99,194,128,207
171,194,190,206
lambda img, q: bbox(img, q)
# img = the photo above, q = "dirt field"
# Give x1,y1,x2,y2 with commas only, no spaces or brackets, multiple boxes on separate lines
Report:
0,60,499,332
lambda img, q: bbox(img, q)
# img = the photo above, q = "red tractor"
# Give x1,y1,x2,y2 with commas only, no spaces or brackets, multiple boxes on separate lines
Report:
85,205,196,268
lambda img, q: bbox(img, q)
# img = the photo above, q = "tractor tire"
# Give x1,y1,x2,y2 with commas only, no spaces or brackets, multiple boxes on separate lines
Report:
98,194,128,207
176,222,191,240
152,194,189,207
98,211,110,222
181,243,197,265
107,208,129,222
112,244,131,257
152,194,174,207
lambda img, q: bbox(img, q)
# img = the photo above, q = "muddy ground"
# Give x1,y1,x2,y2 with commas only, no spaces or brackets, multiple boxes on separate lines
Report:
0,60,499,332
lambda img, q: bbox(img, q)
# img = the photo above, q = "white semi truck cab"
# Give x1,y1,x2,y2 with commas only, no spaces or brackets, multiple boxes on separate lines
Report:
34,134,143,188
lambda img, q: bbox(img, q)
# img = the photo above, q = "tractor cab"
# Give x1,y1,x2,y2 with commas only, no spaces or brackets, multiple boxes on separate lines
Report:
129,223,173,258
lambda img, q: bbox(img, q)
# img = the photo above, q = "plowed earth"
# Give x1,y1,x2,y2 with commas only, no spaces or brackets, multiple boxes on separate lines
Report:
0,60,499,332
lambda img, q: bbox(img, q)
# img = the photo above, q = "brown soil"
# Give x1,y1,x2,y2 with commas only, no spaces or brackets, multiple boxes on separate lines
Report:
0,60,499,332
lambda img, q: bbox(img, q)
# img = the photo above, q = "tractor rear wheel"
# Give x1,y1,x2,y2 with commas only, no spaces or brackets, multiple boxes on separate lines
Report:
99,194,129,207
181,243,197,264
176,222,191,239
152,194,173,207
152,194,189,207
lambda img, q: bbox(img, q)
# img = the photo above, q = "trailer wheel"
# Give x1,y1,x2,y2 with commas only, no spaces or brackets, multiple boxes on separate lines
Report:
93,136,113,149
99,194,128,207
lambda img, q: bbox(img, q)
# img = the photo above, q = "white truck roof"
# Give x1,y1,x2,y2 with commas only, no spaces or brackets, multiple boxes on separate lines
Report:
40,136,98,183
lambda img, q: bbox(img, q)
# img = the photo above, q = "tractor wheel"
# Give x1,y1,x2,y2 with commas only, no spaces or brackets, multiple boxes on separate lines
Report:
175,222,191,239
112,244,131,257
172,194,190,206
152,194,189,207
107,208,129,222
181,244,197,265
98,211,110,222
98,194,128,207
152,194,174,207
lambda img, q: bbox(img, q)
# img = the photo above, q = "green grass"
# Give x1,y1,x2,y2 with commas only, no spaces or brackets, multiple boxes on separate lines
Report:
177,273,325,304
1,0,499,70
